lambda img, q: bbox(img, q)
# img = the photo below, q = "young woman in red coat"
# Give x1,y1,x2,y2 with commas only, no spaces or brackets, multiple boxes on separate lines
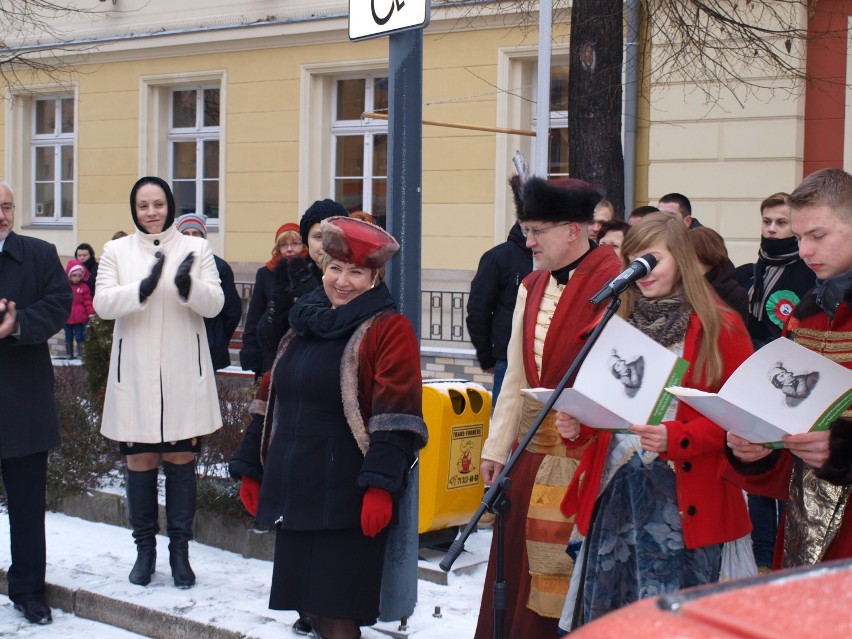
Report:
555,213,754,630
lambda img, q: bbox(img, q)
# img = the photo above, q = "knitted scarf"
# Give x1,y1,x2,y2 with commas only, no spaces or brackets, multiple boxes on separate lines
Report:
749,236,801,321
628,293,692,347
288,280,396,339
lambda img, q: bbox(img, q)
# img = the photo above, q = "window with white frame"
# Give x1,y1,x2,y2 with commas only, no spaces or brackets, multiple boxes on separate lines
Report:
32,96,75,221
532,63,570,179
169,86,220,220
331,76,388,224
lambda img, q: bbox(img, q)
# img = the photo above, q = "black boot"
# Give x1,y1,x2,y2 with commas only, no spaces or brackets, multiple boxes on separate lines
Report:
126,468,159,586
164,460,197,589
65,340,74,360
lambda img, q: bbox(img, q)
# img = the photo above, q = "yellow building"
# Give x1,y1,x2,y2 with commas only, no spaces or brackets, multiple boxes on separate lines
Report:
1,1,844,310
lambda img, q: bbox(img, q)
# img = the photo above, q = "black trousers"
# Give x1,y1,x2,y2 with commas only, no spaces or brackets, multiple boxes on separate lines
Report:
1,450,48,603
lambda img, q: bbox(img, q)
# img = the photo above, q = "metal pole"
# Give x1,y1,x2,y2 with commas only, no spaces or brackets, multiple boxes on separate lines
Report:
386,29,423,339
535,0,553,176
379,27,423,624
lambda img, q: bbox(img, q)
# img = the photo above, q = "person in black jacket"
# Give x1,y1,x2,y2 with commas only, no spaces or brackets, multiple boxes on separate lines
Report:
466,181,533,404
734,192,817,349
176,214,242,370
0,181,73,625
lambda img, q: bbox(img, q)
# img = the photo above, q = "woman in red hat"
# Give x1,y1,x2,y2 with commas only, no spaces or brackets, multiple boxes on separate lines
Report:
243,216,427,639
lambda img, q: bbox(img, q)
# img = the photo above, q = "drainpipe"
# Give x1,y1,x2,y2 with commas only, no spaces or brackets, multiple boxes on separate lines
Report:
535,0,552,176
623,0,640,215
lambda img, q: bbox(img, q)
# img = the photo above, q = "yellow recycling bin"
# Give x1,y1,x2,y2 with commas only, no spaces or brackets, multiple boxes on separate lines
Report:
419,379,491,534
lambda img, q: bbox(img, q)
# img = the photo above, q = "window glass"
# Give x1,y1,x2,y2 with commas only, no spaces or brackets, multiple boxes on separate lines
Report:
550,65,569,111
35,99,56,135
61,98,75,133
336,79,366,120
173,180,197,216
204,89,220,127
172,90,197,128
173,141,196,179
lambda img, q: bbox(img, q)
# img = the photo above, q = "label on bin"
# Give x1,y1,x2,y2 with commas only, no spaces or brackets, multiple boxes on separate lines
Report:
447,424,484,490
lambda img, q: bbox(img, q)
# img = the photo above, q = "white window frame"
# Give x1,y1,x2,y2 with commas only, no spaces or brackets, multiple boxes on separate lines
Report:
330,74,389,218
168,85,220,222
299,60,388,217
31,95,76,223
139,71,226,251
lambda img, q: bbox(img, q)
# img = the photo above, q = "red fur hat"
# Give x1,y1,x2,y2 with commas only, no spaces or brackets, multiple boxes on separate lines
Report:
519,176,603,223
321,216,399,269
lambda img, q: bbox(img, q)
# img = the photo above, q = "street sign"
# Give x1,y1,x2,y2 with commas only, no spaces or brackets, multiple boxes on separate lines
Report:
349,0,431,41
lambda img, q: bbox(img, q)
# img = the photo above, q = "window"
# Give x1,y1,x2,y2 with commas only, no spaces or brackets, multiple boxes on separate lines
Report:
331,76,388,224
532,64,569,179
169,86,220,220
32,96,75,221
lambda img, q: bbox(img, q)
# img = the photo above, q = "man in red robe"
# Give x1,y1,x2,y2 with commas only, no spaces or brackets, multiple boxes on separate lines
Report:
726,167,852,568
475,176,621,639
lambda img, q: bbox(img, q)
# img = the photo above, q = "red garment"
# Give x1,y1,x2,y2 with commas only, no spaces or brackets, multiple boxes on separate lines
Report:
474,247,621,639
67,282,94,325
724,297,852,567
561,307,754,550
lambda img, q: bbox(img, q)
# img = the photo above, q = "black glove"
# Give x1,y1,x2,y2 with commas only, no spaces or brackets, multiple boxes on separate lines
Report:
174,253,195,301
138,252,165,303
287,257,317,301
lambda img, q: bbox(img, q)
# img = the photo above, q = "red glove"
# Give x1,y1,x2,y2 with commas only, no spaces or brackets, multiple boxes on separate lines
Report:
360,487,392,537
240,477,260,517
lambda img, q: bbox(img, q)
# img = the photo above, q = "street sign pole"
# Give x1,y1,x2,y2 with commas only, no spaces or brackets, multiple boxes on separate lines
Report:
385,29,422,341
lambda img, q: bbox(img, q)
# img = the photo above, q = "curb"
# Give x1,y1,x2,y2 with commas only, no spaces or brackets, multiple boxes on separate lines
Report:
0,570,254,639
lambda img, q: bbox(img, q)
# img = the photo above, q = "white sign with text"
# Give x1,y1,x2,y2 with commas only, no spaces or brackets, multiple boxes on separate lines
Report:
349,0,431,41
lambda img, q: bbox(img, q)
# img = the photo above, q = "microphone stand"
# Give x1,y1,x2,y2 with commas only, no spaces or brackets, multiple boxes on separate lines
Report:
440,294,623,639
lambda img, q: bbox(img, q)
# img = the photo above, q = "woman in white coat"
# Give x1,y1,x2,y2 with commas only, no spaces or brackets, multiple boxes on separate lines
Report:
94,176,224,589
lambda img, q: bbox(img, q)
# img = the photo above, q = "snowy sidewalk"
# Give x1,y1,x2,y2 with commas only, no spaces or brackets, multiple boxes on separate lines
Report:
0,511,490,639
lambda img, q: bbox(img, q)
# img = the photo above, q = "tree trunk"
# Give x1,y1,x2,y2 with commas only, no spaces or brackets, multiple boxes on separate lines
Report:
567,0,625,217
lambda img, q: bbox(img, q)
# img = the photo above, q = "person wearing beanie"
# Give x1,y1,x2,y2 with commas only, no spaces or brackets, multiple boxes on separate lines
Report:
474,175,622,639
94,177,224,590
239,221,309,377
237,216,427,639
240,199,345,378
64,259,95,359
175,213,242,371
75,243,99,296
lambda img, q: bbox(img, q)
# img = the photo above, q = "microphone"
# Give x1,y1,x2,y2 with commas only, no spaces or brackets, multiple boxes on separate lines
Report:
589,253,658,304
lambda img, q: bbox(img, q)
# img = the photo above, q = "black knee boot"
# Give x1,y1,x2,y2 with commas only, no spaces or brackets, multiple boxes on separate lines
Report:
65,340,74,360
126,468,159,585
164,460,197,588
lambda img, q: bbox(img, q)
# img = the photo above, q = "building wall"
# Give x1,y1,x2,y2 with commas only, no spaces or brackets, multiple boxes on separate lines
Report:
3,1,847,284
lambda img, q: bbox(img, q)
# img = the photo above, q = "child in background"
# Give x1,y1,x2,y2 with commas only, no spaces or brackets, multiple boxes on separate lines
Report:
65,259,95,359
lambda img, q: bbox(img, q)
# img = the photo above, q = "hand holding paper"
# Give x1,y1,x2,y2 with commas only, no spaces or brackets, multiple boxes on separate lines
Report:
727,432,774,463
555,412,581,441
629,424,668,453
783,430,831,469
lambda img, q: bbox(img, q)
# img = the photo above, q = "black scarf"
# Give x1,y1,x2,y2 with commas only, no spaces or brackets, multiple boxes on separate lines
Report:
750,236,802,320
288,281,396,339
628,293,692,348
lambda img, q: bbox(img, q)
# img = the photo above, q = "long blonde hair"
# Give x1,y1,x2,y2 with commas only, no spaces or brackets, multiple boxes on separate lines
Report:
618,213,727,387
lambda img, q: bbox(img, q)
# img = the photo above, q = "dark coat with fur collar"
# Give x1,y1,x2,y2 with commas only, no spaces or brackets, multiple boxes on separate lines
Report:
256,310,427,530
723,278,852,564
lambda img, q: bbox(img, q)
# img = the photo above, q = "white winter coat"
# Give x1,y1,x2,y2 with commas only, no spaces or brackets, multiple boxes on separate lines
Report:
94,225,225,444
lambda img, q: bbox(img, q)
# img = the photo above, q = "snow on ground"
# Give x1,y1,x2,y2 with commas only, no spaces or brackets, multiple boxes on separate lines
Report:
0,510,491,638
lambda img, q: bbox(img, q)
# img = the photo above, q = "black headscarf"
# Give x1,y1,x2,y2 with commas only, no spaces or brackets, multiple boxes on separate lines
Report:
129,176,176,234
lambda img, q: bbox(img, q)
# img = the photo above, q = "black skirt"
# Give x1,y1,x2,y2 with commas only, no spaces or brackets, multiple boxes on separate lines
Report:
119,437,201,456
269,526,389,623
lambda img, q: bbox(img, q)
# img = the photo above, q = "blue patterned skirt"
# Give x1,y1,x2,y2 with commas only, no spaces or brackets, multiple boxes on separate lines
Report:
580,452,721,624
